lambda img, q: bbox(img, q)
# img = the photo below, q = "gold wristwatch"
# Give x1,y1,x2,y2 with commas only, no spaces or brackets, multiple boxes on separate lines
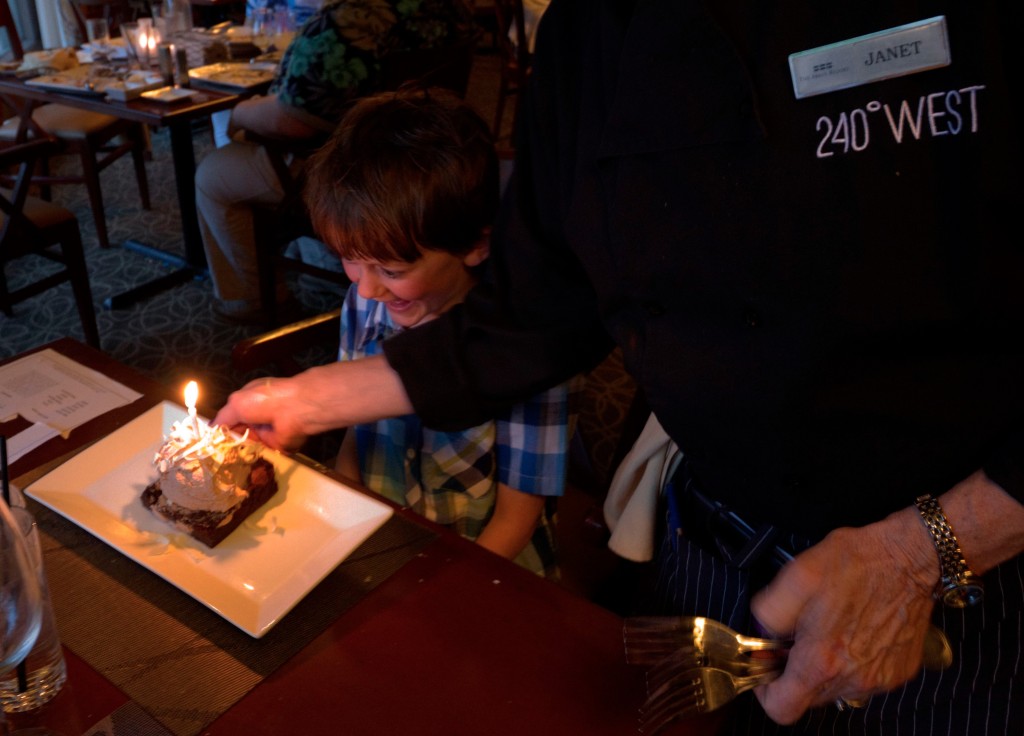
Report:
914,494,984,608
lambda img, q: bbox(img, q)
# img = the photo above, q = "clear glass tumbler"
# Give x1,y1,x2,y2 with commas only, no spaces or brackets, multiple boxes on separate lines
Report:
0,508,67,713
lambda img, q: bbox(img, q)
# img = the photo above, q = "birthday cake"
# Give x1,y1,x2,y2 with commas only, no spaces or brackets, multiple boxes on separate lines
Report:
142,418,278,548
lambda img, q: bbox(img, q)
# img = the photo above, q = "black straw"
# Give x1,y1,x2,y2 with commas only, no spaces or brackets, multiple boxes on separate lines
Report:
1,435,9,506
16,660,27,693
2,436,32,692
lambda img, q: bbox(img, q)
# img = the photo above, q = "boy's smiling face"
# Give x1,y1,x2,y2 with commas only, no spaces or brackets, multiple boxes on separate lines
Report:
341,240,489,329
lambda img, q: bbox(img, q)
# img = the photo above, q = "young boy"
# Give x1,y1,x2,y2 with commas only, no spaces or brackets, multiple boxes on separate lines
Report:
303,89,576,578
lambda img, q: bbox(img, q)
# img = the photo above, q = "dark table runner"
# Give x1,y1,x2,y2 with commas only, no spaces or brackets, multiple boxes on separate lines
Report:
34,501,435,736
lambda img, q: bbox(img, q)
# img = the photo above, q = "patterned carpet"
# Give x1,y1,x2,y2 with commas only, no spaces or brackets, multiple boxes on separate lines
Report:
1,51,509,462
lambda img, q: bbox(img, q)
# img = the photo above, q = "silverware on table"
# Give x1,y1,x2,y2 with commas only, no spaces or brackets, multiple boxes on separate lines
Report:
626,615,953,733
639,664,782,734
624,615,791,667
643,641,783,697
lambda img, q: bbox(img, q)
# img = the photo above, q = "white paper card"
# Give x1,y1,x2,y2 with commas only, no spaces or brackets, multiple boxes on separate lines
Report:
4,423,61,464
0,349,142,437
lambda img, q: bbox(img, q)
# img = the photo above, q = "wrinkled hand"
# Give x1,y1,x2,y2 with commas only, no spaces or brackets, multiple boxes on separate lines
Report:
213,356,413,450
213,376,308,451
750,507,938,724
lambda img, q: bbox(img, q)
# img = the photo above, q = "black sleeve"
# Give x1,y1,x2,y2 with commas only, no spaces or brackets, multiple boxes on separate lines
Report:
982,431,1024,505
384,0,614,431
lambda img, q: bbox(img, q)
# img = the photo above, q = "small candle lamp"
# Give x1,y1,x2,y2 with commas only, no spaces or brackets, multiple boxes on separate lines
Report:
124,17,159,67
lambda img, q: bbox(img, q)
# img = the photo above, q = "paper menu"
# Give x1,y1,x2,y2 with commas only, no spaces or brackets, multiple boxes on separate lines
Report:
0,350,143,462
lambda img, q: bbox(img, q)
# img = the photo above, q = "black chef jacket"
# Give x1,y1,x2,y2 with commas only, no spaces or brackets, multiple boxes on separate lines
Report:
384,0,1024,537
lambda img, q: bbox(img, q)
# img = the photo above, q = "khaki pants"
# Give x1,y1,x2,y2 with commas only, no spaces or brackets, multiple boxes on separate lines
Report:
195,139,287,306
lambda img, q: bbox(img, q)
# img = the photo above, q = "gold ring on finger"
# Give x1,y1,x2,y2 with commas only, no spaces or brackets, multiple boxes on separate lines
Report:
834,696,869,711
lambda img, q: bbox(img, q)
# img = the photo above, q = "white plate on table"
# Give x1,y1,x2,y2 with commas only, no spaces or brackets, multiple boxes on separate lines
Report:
24,68,165,100
26,401,393,638
25,71,105,97
103,72,166,101
140,86,200,103
187,62,275,90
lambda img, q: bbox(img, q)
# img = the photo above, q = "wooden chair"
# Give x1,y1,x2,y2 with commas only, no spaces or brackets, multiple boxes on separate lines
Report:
472,0,499,51
0,0,151,250
250,40,477,326
558,348,650,607
249,133,349,326
1,137,100,348
491,0,529,141
231,308,341,376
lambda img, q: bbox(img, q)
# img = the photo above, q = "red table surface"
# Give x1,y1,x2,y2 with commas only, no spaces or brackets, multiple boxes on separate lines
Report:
4,340,724,736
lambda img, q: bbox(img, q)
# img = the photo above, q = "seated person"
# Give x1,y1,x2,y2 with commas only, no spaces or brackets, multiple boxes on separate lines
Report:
195,0,473,323
303,88,578,578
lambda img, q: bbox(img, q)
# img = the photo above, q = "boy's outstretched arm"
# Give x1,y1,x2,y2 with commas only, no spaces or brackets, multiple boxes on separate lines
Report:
476,484,546,561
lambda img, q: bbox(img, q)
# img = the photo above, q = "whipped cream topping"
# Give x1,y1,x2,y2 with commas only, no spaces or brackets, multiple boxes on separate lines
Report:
153,420,262,513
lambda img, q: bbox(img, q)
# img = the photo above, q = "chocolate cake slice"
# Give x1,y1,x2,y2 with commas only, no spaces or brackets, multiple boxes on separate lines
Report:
145,418,280,549
142,457,278,548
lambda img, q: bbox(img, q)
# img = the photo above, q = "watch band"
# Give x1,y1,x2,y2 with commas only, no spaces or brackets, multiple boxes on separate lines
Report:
914,494,984,608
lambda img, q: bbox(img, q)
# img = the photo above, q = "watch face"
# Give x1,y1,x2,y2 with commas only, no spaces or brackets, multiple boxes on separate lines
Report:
942,583,985,608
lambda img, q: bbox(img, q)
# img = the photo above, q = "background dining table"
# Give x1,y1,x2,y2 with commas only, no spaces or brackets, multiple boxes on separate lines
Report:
0,73,238,272
1,339,726,736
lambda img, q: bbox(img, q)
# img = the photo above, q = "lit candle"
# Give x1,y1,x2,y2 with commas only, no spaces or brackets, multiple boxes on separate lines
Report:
137,18,154,66
184,380,200,436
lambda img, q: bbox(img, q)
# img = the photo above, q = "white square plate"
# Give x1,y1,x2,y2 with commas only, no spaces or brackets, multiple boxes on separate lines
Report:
24,71,104,97
140,86,199,103
187,62,275,90
26,401,393,638
104,72,166,101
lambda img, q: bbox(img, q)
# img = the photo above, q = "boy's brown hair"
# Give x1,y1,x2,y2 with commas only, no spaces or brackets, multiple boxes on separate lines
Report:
304,87,499,264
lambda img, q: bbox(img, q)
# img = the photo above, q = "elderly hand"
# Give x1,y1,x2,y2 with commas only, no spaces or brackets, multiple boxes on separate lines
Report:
749,507,937,722
750,470,1024,724
214,376,309,450
214,355,416,451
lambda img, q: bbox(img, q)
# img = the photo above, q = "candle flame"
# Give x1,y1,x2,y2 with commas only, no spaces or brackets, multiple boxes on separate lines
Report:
184,380,199,410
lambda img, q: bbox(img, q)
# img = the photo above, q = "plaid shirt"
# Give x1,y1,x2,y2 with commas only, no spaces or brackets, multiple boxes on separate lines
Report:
339,289,575,578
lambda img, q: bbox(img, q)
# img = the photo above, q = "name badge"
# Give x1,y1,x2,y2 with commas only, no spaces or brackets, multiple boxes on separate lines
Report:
789,16,950,99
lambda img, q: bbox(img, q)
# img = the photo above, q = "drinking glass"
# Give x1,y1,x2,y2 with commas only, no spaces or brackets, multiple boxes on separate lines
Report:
0,507,67,714
85,18,112,66
85,18,110,46
0,498,42,733
121,22,142,67
249,7,274,53
269,9,296,52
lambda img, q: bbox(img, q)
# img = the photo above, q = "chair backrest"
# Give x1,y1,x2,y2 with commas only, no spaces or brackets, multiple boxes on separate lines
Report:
0,0,24,60
378,40,476,99
0,138,53,251
493,0,530,75
0,136,100,347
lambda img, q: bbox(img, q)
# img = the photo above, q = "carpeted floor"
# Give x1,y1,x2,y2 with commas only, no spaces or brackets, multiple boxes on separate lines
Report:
1,50,511,463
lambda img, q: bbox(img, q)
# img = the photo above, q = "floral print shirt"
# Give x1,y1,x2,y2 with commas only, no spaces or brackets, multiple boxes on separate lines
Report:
269,0,473,130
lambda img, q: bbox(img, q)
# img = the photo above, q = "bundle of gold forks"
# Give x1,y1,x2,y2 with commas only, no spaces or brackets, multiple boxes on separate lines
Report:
624,616,952,735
